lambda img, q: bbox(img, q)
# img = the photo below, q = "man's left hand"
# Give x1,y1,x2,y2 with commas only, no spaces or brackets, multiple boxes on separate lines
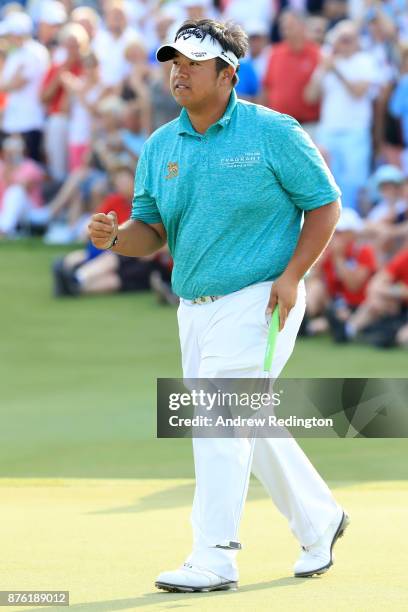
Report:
267,272,299,331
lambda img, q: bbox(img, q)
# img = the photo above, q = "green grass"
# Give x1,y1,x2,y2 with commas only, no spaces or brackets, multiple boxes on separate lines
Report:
1,240,407,480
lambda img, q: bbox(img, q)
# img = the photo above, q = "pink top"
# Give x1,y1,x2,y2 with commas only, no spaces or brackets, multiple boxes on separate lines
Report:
0,159,45,211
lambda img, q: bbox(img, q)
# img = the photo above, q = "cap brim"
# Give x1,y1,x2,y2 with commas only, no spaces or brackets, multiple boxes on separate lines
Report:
156,41,218,63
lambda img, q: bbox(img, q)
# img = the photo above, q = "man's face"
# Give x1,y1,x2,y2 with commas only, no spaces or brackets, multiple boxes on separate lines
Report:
280,14,304,42
106,7,126,36
170,52,225,110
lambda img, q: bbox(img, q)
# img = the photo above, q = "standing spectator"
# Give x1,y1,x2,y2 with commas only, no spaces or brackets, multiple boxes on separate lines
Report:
305,20,379,209
148,59,180,133
41,22,89,181
0,11,49,162
59,52,107,172
361,7,398,162
263,10,321,136
234,58,260,101
36,0,67,56
93,0,140,87
70,5,100,44
306,15,328,46
222,0,273,26
245,20,271,83
389,43,408,173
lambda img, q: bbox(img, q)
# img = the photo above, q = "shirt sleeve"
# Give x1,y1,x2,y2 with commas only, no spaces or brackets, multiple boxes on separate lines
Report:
356,245,377,273
386,250,408,282
130,143,163,224
270,115,341,211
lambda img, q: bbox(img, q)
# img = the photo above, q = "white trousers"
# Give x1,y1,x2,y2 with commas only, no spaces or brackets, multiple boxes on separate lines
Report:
177,281,340,581
44,114,69,181
0,185,32,235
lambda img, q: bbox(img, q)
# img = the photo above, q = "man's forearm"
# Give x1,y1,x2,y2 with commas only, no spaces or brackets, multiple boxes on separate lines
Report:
110,219,166,257
285,201,341,281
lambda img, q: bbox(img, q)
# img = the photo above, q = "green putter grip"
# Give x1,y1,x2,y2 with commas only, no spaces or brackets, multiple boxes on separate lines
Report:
263,307,280,372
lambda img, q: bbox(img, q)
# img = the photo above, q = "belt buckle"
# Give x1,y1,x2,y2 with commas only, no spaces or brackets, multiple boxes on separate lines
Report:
193,295,218,305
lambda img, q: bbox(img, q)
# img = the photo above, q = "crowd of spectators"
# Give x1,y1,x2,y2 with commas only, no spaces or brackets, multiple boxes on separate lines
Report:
0,0,407,347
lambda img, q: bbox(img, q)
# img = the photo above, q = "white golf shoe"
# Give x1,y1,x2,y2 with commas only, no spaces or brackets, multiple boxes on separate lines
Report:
155,562,238,593
294,508,350,578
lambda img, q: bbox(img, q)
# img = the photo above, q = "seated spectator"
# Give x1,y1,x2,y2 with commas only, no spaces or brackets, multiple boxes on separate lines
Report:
52,165,171,298
364,165,407,260
366,165,405,221
0,135,45,236
0,11,49,162
304,208,377,337
305,20,380,209
335,248,408,347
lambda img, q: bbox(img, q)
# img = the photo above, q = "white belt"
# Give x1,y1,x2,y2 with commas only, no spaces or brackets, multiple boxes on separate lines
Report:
182,295,223,305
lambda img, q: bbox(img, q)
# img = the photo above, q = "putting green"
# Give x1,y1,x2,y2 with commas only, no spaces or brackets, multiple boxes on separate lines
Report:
1,478,407,611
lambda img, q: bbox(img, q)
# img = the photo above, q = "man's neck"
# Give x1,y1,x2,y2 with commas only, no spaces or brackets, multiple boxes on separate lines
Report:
186,92,231,135
287,38,306,52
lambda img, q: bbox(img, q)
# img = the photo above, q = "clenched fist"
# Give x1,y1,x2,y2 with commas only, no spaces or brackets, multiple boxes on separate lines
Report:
88,211,118,249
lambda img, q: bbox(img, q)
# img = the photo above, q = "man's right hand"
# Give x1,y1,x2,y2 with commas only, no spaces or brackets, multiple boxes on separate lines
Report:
88,211,118,249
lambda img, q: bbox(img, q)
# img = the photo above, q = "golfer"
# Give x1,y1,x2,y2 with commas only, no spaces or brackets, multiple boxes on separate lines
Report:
89,19,349,593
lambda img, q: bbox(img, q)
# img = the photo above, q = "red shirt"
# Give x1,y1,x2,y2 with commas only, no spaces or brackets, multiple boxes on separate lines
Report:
41,62,82,115
97,193,131,225
386,249,408,289
263,41,320,123
322,242,377,307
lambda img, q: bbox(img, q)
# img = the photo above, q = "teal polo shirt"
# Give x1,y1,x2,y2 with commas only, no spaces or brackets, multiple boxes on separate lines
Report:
131,90,341,300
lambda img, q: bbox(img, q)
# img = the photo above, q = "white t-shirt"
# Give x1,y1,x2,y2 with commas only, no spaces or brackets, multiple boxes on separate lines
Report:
68,85,103,146
223,0,273,25
93,27,140,86
1,39,49,133
320,52,379,131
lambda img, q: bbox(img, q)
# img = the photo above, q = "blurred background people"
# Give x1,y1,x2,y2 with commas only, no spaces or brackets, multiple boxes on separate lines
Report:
263,10,321,137
305,20,380,209
0,11,49,162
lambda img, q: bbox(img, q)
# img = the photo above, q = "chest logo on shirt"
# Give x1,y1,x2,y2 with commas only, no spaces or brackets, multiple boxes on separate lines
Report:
220,152,261,169
165,162,179,180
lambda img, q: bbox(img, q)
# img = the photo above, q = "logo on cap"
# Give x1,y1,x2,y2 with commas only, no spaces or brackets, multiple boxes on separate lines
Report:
178,28,204,42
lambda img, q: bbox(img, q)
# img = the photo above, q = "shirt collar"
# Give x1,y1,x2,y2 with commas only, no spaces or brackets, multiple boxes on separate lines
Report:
177,89,238,136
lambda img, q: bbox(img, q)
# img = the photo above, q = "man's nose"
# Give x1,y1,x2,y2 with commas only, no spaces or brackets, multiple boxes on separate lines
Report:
175,63,189,77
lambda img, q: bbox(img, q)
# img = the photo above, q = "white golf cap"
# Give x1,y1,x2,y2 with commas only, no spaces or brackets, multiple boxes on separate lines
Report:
1,11,32,36
181,0,211,6
245,20,269,37
336,208,363,233
156,27,239,70
39,1,67,25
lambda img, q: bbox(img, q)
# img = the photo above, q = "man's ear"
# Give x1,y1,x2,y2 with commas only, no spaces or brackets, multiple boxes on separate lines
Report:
222,66,235,83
